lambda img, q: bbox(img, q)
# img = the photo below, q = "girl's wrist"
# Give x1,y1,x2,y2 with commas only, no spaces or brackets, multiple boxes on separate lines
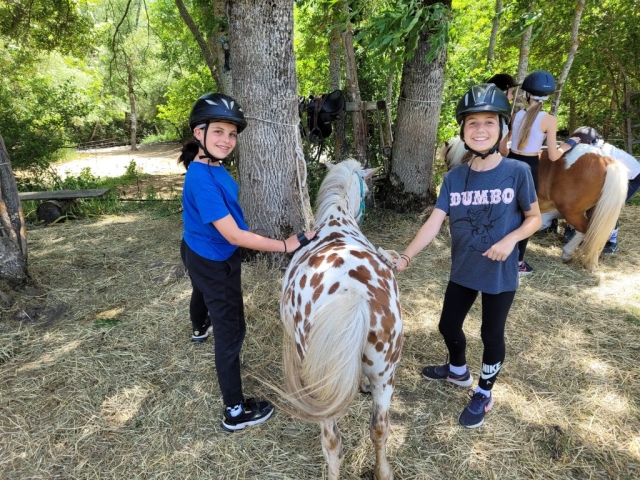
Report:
400,253,411,265
282,240,287,253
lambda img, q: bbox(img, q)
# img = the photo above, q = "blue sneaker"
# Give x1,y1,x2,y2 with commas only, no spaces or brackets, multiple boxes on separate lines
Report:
422,363,473,387
459,391,494,428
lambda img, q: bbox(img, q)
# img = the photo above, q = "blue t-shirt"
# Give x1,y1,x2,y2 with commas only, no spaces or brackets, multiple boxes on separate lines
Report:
435,158,537,294
182,162,249,261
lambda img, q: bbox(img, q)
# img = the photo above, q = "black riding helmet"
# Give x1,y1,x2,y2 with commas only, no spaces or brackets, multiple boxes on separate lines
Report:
572,126,601,145
486,73,519,93
521,70,556,97
456,84,511,159
189,93,247,162
189,93,248,132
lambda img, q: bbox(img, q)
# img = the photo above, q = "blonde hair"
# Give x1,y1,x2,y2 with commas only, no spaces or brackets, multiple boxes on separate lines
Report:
516,100,544,151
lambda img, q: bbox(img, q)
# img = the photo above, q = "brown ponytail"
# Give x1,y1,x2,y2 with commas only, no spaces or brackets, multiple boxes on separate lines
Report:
516,100,544,151
178,141,199,170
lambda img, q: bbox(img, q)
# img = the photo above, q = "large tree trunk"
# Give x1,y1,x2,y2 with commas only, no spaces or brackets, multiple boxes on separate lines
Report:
212,0,233,95
551,0,586,115
228,0,313,262
487,0,502,66
0,135,28,285
514,1,535,112
343,2,367,167
329,9,346,160
126,61,138,151
383,0,451,213
175,0,219,85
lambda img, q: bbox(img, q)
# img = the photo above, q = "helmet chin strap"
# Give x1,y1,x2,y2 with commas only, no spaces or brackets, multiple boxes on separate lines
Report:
195,123,224,162
463,142,500,159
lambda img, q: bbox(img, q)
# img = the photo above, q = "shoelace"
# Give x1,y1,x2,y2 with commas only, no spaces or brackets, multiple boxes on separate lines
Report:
467,392,489,413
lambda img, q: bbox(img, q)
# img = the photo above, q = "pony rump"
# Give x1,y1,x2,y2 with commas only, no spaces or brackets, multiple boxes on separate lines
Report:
282,291,369,421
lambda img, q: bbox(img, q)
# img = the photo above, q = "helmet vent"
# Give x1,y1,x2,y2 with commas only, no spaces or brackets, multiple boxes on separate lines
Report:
205,99,218,106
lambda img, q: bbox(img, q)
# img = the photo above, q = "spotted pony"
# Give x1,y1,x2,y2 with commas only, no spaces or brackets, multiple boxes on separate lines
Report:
281,159,403,480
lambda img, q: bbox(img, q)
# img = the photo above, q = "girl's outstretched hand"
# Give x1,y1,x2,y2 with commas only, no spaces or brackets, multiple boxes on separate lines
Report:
284,230,317,253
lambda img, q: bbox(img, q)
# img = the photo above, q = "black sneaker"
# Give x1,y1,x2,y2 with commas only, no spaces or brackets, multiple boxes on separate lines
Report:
602,241,619,254
459,391,494,428
191,317,212,343
221,398,274,432
518,261,533,276
422,363,473,387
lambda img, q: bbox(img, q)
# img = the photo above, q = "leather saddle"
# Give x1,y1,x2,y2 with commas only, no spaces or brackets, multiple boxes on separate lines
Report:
306,90,346,144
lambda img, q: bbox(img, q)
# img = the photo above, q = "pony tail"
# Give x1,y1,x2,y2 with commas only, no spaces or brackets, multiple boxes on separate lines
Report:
178,141,199,170
516,100,543,151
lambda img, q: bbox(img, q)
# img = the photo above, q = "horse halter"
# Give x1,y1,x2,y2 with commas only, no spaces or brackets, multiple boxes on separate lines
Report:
354,173,366,225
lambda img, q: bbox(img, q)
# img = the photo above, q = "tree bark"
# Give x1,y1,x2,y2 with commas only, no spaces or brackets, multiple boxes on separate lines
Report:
487,0,502,66
514,1,535,112
228,0,313,263
343,2,367,167
329,9,346,160
0,135,28,284
175,0,219,85
126,60,138,151
212,0,233,95
383,0,451,213
551,0,585,115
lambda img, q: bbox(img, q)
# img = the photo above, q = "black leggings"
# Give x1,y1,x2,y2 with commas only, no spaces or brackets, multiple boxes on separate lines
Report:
509,151,539,262
438,281,516,391
181,240,246,406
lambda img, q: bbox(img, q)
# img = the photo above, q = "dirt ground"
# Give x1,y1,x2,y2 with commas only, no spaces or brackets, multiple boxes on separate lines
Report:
54,142,187,199
1,152,639,479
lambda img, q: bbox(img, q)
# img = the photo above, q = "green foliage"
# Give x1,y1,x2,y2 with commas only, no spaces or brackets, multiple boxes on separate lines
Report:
360,1,450,64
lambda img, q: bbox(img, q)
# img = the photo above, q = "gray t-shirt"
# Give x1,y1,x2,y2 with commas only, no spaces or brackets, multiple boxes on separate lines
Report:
436,158,537,294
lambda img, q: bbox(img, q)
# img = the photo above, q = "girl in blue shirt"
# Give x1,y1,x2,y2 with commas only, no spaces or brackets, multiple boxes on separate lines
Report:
179,93,316,432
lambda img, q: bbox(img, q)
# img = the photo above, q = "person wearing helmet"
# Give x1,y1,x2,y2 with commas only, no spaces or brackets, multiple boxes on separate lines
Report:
505,70,580,275
395,84,541,429
178,92,317,433
486,73,519,102
563,126,640,253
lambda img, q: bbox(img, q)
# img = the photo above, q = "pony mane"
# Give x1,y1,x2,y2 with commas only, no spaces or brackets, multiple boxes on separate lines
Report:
444,136,468,168
315,159,362,223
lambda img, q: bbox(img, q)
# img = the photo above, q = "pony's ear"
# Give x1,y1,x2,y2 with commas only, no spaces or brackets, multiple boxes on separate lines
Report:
444,141,449,147
359,167,381,180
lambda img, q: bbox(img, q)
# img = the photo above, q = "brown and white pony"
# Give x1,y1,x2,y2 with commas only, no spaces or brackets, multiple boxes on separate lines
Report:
281,159,402,479
439,137,628,269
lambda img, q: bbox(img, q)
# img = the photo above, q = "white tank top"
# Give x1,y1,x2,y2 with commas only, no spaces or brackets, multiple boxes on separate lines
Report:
598,141,640,179
511,110,547,154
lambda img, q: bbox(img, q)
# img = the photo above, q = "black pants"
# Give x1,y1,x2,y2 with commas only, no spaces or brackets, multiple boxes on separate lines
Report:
438,281,516,391
181,240,246,406
510,151,539,262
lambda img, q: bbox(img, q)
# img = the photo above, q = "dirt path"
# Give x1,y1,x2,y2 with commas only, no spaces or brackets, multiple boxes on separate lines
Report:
55,143,185,178
54,143,186,199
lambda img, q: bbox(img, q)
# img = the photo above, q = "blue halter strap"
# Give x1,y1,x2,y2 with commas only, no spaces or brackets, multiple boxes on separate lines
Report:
355,174,366,225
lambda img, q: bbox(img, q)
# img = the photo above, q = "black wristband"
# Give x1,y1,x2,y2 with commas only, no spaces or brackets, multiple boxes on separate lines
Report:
564,138,578,149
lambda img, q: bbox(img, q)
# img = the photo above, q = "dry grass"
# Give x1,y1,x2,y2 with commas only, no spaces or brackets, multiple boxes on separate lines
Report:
1,205,639,479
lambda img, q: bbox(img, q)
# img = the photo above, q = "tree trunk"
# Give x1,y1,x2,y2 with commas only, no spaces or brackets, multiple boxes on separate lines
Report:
212,0,233,95
175,0,219,85
329,9,346,160
624,78,633,153
0,135,28,285
343,3,367,167
228,0,313,263
383,0,451,213
487,0,502,66
514,1,535,112
126,61,138,151
551,0,585,115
